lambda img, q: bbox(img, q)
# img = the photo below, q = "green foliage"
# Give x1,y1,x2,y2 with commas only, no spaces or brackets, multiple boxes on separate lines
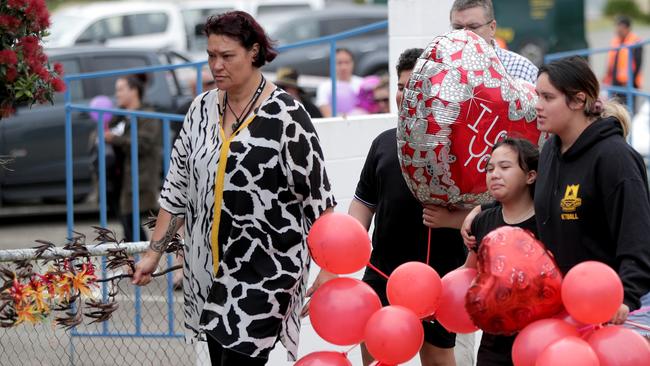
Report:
604,0,643,19
0,0,65,118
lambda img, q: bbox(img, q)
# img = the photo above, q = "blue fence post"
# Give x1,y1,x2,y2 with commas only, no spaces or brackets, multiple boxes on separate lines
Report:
64,85,74,240
129,115,143,335
627,43,635,112
166,253,175,335
162,118,171,175
96,114,110,335
330,41,338,117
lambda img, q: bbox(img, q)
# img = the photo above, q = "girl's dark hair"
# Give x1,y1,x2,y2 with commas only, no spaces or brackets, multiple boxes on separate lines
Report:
492,137,539,197
121,73,148,100
538,56,630,136
204,11,277,67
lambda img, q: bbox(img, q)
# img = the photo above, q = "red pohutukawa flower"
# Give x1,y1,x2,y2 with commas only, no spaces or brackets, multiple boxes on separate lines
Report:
1,0,64,118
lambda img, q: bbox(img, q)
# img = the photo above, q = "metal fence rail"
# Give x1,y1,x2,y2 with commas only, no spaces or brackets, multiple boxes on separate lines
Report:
0,243,208,366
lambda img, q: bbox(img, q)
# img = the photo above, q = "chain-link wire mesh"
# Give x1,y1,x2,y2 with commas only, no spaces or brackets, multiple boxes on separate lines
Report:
0,251,210,366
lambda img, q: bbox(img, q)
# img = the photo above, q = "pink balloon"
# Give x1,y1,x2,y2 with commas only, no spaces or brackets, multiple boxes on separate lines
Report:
364,306,424,365
307,212,371,274
295,351,352,366
512,318,579,366
331,82,357,114
436,268,478,333
89,95,114,125
387,261,442,318
310,277,381,345
587,326,650,366
535,336,599,366
561,261,623,325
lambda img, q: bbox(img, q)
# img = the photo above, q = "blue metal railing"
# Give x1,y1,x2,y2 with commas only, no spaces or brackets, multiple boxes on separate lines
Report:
60,20,388,354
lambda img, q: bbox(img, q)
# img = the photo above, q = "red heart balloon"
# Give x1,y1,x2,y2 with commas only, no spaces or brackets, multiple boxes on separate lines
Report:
397,30,548,207
466,226,563,335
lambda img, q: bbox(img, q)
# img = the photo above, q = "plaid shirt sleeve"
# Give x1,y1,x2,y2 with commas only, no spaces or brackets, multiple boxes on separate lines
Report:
495,45,539,84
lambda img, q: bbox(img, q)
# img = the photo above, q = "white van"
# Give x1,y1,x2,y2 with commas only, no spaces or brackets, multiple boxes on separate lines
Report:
46,0,324,54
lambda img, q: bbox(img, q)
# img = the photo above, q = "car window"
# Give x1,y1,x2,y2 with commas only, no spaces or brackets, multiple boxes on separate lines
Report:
321,17,384,36
182,7,233,52
128,12,168,35
274,19,318,44
257,4,310,16
53,59,83,102
77,16,129,44
84,56,150,97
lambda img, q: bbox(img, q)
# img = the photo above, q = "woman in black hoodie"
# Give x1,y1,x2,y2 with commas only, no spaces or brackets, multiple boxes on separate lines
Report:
534,56,650,324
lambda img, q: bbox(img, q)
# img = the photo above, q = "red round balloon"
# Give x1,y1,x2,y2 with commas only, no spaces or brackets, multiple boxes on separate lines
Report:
561,261,624,325
436,268,478,333
466,227,563,335
587,326,650,366
387,261,442,318
294,351,352,366
397,30,547,207
307,212,371,274
535,336,599,366
309,277,381,345
512,318,579,366
364,306,424,365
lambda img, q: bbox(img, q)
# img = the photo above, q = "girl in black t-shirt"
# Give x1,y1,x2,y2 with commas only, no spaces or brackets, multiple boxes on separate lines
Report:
462,138,539,366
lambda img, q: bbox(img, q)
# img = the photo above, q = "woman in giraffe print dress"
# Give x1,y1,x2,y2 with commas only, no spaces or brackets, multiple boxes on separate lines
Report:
132,11,336,365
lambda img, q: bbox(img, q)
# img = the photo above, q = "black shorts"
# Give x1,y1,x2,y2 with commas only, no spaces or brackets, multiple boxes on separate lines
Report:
363,275,457,349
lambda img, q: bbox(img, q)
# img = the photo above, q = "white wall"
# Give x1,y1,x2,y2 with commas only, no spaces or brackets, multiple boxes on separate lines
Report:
388,0,454,113
314,113,396,211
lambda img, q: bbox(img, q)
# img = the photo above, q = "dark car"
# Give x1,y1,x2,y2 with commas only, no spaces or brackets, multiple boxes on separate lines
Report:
0,47,191,205
260,6,388,77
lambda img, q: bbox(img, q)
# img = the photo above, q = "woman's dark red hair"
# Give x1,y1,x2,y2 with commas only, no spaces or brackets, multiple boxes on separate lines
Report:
204,11,277,67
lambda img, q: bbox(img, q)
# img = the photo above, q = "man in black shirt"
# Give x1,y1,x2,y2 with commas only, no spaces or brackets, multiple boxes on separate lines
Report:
349,48,471,366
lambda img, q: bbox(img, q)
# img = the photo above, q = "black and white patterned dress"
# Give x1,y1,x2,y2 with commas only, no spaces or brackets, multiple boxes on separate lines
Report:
159,88,335,360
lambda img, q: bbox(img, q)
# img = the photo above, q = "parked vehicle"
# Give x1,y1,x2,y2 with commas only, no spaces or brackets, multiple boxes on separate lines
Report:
46,2,186,52
46,0,324,56
260,6,388,77
0,47,191,205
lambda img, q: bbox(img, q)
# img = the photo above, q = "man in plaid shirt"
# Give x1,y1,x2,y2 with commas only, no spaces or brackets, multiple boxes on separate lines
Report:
450,0,538,84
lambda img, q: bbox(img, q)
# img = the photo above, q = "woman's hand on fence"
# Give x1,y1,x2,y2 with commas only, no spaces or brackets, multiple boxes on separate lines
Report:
132,250,163,286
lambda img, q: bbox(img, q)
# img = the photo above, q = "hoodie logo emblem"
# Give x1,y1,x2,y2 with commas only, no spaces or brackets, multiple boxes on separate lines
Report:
560,184,582,220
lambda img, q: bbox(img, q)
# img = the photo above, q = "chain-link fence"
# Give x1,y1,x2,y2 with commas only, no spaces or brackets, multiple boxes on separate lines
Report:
0,246,210,366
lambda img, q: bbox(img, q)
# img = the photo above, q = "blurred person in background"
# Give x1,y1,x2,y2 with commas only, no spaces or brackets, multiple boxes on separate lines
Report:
603,15,642,109
132,11,335,365
372,76,390,113
104,73,162,243
274,67,322,118
315,47,363,117
350,75,381,115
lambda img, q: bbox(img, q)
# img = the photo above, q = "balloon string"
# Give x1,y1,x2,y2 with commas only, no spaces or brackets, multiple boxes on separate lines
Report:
630,306,650,315
625,320,650,332
577,324,596,334
426,227,432,265
342,344,359,355
367,262,389,280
